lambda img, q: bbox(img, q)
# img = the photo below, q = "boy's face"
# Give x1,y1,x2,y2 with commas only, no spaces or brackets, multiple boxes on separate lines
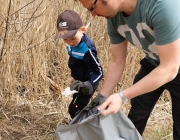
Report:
63,28,84,47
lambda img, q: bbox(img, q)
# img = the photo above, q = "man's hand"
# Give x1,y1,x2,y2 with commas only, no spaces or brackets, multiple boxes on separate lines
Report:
70,80,93,96
97,93,123,116
88,93,106,108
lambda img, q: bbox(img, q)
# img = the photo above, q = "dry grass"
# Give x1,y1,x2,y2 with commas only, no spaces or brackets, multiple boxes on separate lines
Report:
0,0,172,140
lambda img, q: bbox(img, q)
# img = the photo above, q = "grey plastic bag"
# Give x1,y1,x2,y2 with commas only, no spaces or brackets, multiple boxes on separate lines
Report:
55,106,143,140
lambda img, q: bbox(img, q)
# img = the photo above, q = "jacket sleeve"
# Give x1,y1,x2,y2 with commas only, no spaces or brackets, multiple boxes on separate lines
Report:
83,49,103,88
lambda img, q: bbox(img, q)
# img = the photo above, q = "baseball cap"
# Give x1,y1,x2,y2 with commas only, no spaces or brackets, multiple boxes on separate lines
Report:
55,10,83,39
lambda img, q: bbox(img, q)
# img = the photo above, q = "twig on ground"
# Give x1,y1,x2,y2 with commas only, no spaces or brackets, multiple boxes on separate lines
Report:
12,115,32,125
160,133,172,139
1,109,10,120
41,69,63,95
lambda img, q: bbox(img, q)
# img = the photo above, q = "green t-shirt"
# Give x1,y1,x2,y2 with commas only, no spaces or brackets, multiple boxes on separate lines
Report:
108,0,180,68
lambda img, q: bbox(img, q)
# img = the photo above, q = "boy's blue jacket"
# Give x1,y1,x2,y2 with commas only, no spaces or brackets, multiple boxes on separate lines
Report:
66,34,103,88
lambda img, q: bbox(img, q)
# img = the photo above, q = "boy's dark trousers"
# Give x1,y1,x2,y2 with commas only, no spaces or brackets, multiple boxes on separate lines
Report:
128,58,180,140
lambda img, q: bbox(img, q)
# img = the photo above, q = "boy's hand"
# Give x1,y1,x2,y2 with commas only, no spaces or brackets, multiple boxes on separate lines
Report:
69,77,75,84
70,80,93,96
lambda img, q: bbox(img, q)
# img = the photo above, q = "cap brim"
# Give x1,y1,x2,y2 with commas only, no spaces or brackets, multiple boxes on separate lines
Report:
55,29,78,39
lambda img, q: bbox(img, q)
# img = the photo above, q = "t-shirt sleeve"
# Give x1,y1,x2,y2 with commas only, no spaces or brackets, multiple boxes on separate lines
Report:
150,0,180,45
107,19,125,44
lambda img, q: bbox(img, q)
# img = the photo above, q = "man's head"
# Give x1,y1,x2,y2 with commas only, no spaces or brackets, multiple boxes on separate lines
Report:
55,10,83,39
78,0,121,19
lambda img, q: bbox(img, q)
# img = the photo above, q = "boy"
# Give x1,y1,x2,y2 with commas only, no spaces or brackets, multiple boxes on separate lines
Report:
55,10,103,118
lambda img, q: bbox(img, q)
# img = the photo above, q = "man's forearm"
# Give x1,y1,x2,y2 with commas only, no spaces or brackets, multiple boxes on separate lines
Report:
100,59,125,98
123,65,178,99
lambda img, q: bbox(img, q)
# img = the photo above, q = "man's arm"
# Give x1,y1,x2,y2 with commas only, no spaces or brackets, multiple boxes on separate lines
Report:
98,38,180,115
124,38,180,99
100,40,128,98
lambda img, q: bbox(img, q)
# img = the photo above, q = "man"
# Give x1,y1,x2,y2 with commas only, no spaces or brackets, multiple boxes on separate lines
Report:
78,0,180,139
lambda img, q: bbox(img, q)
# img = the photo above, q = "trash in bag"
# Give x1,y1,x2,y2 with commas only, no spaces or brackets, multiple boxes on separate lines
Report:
55,106,143,140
